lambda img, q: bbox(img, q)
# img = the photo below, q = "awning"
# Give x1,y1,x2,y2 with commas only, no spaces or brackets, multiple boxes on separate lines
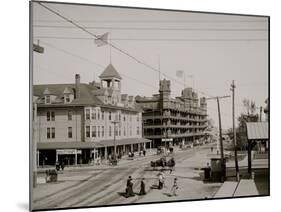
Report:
37,138,151,150
246,122,268,141
37,141,101,150
97,138,151,147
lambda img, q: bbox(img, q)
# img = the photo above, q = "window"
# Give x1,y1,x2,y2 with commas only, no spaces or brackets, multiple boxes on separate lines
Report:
68,127,72,138
137,127,140,135
86,126,90,138
98,126,100,137
86,109,90,120
123,127,126,136
65,95,70,103
97,111,100,120
47,128,50,139
68,111,72,121
137,115,139,122
47,111,55,121
51,112,55,121
119,113,121,121
109,126,112,136
92,126,96,137
130,126,132,136
92,111,96,120
51,127,55,138
102,126,104,137
109,112,112,121
123,115,126,122
46,95,50,104
47,111,50,121
101,111,104,120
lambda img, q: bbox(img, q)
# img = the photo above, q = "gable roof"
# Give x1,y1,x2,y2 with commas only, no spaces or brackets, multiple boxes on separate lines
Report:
99,64,122,80
33,83,141,112
246,122,268,140
33,83,103,106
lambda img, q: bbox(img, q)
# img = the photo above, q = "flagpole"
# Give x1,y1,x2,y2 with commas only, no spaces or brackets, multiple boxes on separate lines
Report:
109,32,112,64
184,71,186,89
158,55,161,82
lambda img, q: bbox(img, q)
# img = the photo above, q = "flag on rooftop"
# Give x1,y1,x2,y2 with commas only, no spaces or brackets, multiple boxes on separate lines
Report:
94,32,109,47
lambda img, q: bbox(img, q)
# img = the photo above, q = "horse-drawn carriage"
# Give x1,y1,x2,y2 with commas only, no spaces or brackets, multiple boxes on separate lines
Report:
150,156,175,169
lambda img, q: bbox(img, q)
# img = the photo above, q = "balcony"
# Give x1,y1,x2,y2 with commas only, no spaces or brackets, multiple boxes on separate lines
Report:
143,115,207,122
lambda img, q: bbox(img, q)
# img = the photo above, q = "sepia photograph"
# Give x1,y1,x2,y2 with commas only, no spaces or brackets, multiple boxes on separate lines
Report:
30,1,269,211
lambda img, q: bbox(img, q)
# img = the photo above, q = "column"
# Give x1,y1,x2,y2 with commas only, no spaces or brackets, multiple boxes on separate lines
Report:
248,140,252,174
138,143,140,152
74,149,77,166
105,147,108,159
56,150,58,162
37,151,39,167
123,145,125,154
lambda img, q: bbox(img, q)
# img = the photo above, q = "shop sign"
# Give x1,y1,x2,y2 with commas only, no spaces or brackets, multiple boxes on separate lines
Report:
57,149,82,155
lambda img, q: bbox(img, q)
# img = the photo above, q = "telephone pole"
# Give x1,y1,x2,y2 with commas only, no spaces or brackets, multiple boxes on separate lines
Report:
231,80,240,181
260,106,263,122
206,95,230,182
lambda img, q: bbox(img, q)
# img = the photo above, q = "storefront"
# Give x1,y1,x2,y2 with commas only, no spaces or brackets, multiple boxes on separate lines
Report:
37,138,152,167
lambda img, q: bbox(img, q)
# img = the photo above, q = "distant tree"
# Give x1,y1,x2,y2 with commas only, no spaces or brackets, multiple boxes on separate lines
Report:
236,99,259,150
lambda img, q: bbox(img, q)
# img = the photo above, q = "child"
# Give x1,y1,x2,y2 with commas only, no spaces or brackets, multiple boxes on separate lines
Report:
170,177,178,196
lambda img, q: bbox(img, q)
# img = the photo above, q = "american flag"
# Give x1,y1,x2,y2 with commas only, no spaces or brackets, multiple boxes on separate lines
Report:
94,32,109,47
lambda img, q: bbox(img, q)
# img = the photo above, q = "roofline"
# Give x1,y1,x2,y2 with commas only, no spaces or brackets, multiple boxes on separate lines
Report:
36,103,142,112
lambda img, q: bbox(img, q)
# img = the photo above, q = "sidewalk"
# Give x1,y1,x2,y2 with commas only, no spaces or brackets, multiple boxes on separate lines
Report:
214,179,258,198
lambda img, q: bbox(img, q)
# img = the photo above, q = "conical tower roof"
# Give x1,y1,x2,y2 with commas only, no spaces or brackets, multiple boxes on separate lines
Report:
99,64,122,80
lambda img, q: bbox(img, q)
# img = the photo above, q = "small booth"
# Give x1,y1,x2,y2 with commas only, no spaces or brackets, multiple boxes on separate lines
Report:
246,122,269,174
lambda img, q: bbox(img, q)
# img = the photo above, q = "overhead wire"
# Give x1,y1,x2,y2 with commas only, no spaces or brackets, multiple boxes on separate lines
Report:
34,25,268,31
34,19,268,23
38,40,158,90
36,2,214,98
33,36,268,42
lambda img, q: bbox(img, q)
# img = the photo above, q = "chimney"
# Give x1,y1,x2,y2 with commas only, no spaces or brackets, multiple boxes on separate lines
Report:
75,74,80,99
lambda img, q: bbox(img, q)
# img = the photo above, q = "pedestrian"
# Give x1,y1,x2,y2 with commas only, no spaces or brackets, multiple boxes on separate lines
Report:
125,176,135,197
169,157,175,174
170,178,178,196
143,149,146,157
139,178,146,195
158,172,164,189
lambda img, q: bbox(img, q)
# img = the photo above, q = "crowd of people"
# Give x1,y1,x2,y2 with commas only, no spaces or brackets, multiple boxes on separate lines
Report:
124,172,179,198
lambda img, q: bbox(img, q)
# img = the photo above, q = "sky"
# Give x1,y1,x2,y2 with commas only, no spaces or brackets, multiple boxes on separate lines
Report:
32,2,269,129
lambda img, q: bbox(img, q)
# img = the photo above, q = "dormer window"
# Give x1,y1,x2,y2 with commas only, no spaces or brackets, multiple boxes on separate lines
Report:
64,94,70,103
45,95,51,104
63,87,73,104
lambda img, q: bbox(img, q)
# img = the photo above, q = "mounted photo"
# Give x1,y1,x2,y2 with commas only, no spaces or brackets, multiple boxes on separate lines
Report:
30,1,269,211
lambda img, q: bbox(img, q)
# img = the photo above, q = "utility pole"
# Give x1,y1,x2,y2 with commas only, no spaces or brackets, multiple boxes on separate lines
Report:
32,37,44,188
206,95,230,182
231,80,240,182
33,103,38,188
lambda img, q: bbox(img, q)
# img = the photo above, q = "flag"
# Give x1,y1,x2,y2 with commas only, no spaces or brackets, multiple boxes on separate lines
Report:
94,32,109,47
176,70,184,78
